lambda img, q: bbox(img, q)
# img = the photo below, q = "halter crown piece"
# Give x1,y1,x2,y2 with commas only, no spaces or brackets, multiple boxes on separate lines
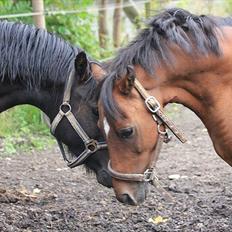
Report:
108,78,187,184
50,64,107,168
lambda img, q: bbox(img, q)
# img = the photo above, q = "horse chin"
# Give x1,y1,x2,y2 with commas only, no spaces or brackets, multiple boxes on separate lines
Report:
85,164,113,188
96,169,112,188
71,148,112,188
113,180,148,205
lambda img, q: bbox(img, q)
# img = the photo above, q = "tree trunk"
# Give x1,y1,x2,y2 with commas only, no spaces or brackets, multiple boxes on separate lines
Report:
123,0,140,29
31,0,46,29
98,0,108,49
113,0,122,48
32,0,49,124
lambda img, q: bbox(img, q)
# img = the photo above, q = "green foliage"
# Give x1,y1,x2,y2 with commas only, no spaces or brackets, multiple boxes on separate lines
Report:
45,0,105,59
0,0,32,24
176,0,230,15
0,0,110,59
224,0,232,14
148,0,231,16
0,0,111,156
0,106,54,156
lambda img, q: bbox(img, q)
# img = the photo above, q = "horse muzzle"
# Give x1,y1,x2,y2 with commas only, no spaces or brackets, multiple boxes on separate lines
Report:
113,180,148,205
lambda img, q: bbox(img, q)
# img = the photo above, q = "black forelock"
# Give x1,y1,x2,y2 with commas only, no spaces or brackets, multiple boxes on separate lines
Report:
101,8,226,120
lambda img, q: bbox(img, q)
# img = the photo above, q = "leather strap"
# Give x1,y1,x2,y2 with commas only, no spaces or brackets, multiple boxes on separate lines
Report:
51,102,91,143
63,69,74,103
107,134,164,182
134,78,187,143
65,110,91,143
50,62,107,168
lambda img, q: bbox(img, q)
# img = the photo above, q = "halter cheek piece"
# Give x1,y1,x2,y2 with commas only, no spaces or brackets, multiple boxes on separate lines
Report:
50,61,107,168
108,78,187,183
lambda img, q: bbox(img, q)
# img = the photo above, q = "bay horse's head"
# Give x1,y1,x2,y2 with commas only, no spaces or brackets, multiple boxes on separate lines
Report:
98,65,186,204
98,66,164,204
51,51,112,188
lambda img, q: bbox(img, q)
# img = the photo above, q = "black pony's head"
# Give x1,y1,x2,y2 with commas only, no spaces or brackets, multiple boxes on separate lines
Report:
0,21,112,188
52,52,112,188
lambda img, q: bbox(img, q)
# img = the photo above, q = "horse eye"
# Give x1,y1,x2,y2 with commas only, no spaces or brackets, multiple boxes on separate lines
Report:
118,127,134,139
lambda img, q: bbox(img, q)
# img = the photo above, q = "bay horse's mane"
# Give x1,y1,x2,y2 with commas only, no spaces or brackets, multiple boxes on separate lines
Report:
0,20,80,89
101,8,231,120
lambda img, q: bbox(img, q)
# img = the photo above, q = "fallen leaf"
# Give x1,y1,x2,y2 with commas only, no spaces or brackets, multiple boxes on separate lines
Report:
33,188,41,194
148,215,168,224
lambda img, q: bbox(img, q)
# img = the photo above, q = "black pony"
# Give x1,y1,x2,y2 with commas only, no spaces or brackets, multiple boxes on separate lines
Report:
0,21,111,187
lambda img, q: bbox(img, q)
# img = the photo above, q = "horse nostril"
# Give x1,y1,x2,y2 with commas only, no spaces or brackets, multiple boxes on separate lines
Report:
120,193,138,206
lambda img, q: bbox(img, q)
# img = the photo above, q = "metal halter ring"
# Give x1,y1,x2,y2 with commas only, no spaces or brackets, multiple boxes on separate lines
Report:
145,96,160,113
143,168,155,182
158,124,172,143
59,102,72,115
86,140,98,153
158,124,168,135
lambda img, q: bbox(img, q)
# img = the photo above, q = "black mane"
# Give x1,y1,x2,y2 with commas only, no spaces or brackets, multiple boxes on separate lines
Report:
0,21,80,89
101,8,227,120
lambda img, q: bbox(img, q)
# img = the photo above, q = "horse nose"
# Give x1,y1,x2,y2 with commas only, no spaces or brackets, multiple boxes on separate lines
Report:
119,193,138,205
114,181,148,205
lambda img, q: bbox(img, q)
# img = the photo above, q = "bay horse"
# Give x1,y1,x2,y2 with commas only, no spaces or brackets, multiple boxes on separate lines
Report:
0,21,112,187
98,8,232,204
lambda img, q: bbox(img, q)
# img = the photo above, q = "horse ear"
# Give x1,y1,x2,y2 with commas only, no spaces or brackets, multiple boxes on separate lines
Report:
118,65,135,95
74,51,89,83
90,62,106,82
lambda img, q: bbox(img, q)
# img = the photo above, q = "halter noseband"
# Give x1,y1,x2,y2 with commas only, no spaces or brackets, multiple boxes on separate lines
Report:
50,61,107,168
108,78,187,183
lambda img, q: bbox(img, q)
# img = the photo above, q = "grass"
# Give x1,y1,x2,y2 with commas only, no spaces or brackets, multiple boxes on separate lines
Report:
0,105,55,156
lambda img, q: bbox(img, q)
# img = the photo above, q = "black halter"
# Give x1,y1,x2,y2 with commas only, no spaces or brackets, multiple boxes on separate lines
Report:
50,61,107,168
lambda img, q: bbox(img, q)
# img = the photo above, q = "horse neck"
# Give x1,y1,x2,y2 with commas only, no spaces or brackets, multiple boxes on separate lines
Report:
0,77,65,121
147,46,232,165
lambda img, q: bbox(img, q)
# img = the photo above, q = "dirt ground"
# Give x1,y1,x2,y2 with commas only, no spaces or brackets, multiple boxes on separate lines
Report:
0,106,231,232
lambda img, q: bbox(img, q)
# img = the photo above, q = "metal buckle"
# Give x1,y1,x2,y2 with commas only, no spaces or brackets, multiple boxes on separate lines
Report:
85,139,98,153
143,168,154,182
145,96,160,113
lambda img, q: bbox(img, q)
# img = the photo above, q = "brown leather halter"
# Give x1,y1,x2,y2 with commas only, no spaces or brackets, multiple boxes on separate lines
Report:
108,78,187,183
50,61,107,168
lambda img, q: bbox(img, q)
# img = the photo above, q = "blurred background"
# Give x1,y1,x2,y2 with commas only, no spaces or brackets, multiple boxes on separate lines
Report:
0,0,231,155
